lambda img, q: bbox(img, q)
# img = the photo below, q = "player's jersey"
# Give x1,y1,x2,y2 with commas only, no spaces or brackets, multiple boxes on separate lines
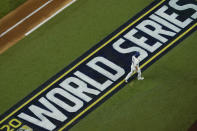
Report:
132,56,140,67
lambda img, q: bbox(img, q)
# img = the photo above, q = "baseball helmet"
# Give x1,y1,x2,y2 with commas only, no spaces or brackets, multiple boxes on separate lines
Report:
134,52,140,57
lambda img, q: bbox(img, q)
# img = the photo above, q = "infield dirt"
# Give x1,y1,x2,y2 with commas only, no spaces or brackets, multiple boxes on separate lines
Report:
0,0,73,54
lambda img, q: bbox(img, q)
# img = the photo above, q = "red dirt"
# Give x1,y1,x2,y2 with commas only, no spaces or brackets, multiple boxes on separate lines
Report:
0,0,73,54
188,120,197,131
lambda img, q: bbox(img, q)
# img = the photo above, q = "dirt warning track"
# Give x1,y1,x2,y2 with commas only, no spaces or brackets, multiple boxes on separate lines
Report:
0,0,76,54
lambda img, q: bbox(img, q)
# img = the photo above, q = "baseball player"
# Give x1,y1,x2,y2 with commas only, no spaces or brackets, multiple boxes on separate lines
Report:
125,52,144,82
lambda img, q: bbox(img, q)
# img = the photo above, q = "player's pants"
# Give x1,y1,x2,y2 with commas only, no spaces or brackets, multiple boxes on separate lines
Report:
125,65,142,81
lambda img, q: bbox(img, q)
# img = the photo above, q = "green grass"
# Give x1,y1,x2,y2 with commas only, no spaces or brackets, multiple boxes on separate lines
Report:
0,0,152,114
71,32,197,131
0,0,197,131
0,0,27,18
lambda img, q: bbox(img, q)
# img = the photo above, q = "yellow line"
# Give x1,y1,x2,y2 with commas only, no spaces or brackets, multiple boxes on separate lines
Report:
0,0,166,124
59,80,125,131
141,22,197,69
59,1,172,130
59,22,197,131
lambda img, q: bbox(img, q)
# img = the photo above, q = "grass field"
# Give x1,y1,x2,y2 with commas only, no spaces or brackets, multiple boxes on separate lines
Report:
0,0,197,131
0,0,27,18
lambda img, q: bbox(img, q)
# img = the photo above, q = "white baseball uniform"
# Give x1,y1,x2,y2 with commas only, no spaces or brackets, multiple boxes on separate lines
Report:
125,56,144,82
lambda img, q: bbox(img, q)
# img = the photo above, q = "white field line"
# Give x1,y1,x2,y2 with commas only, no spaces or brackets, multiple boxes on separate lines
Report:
0,0,53,38
25,0,77,36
